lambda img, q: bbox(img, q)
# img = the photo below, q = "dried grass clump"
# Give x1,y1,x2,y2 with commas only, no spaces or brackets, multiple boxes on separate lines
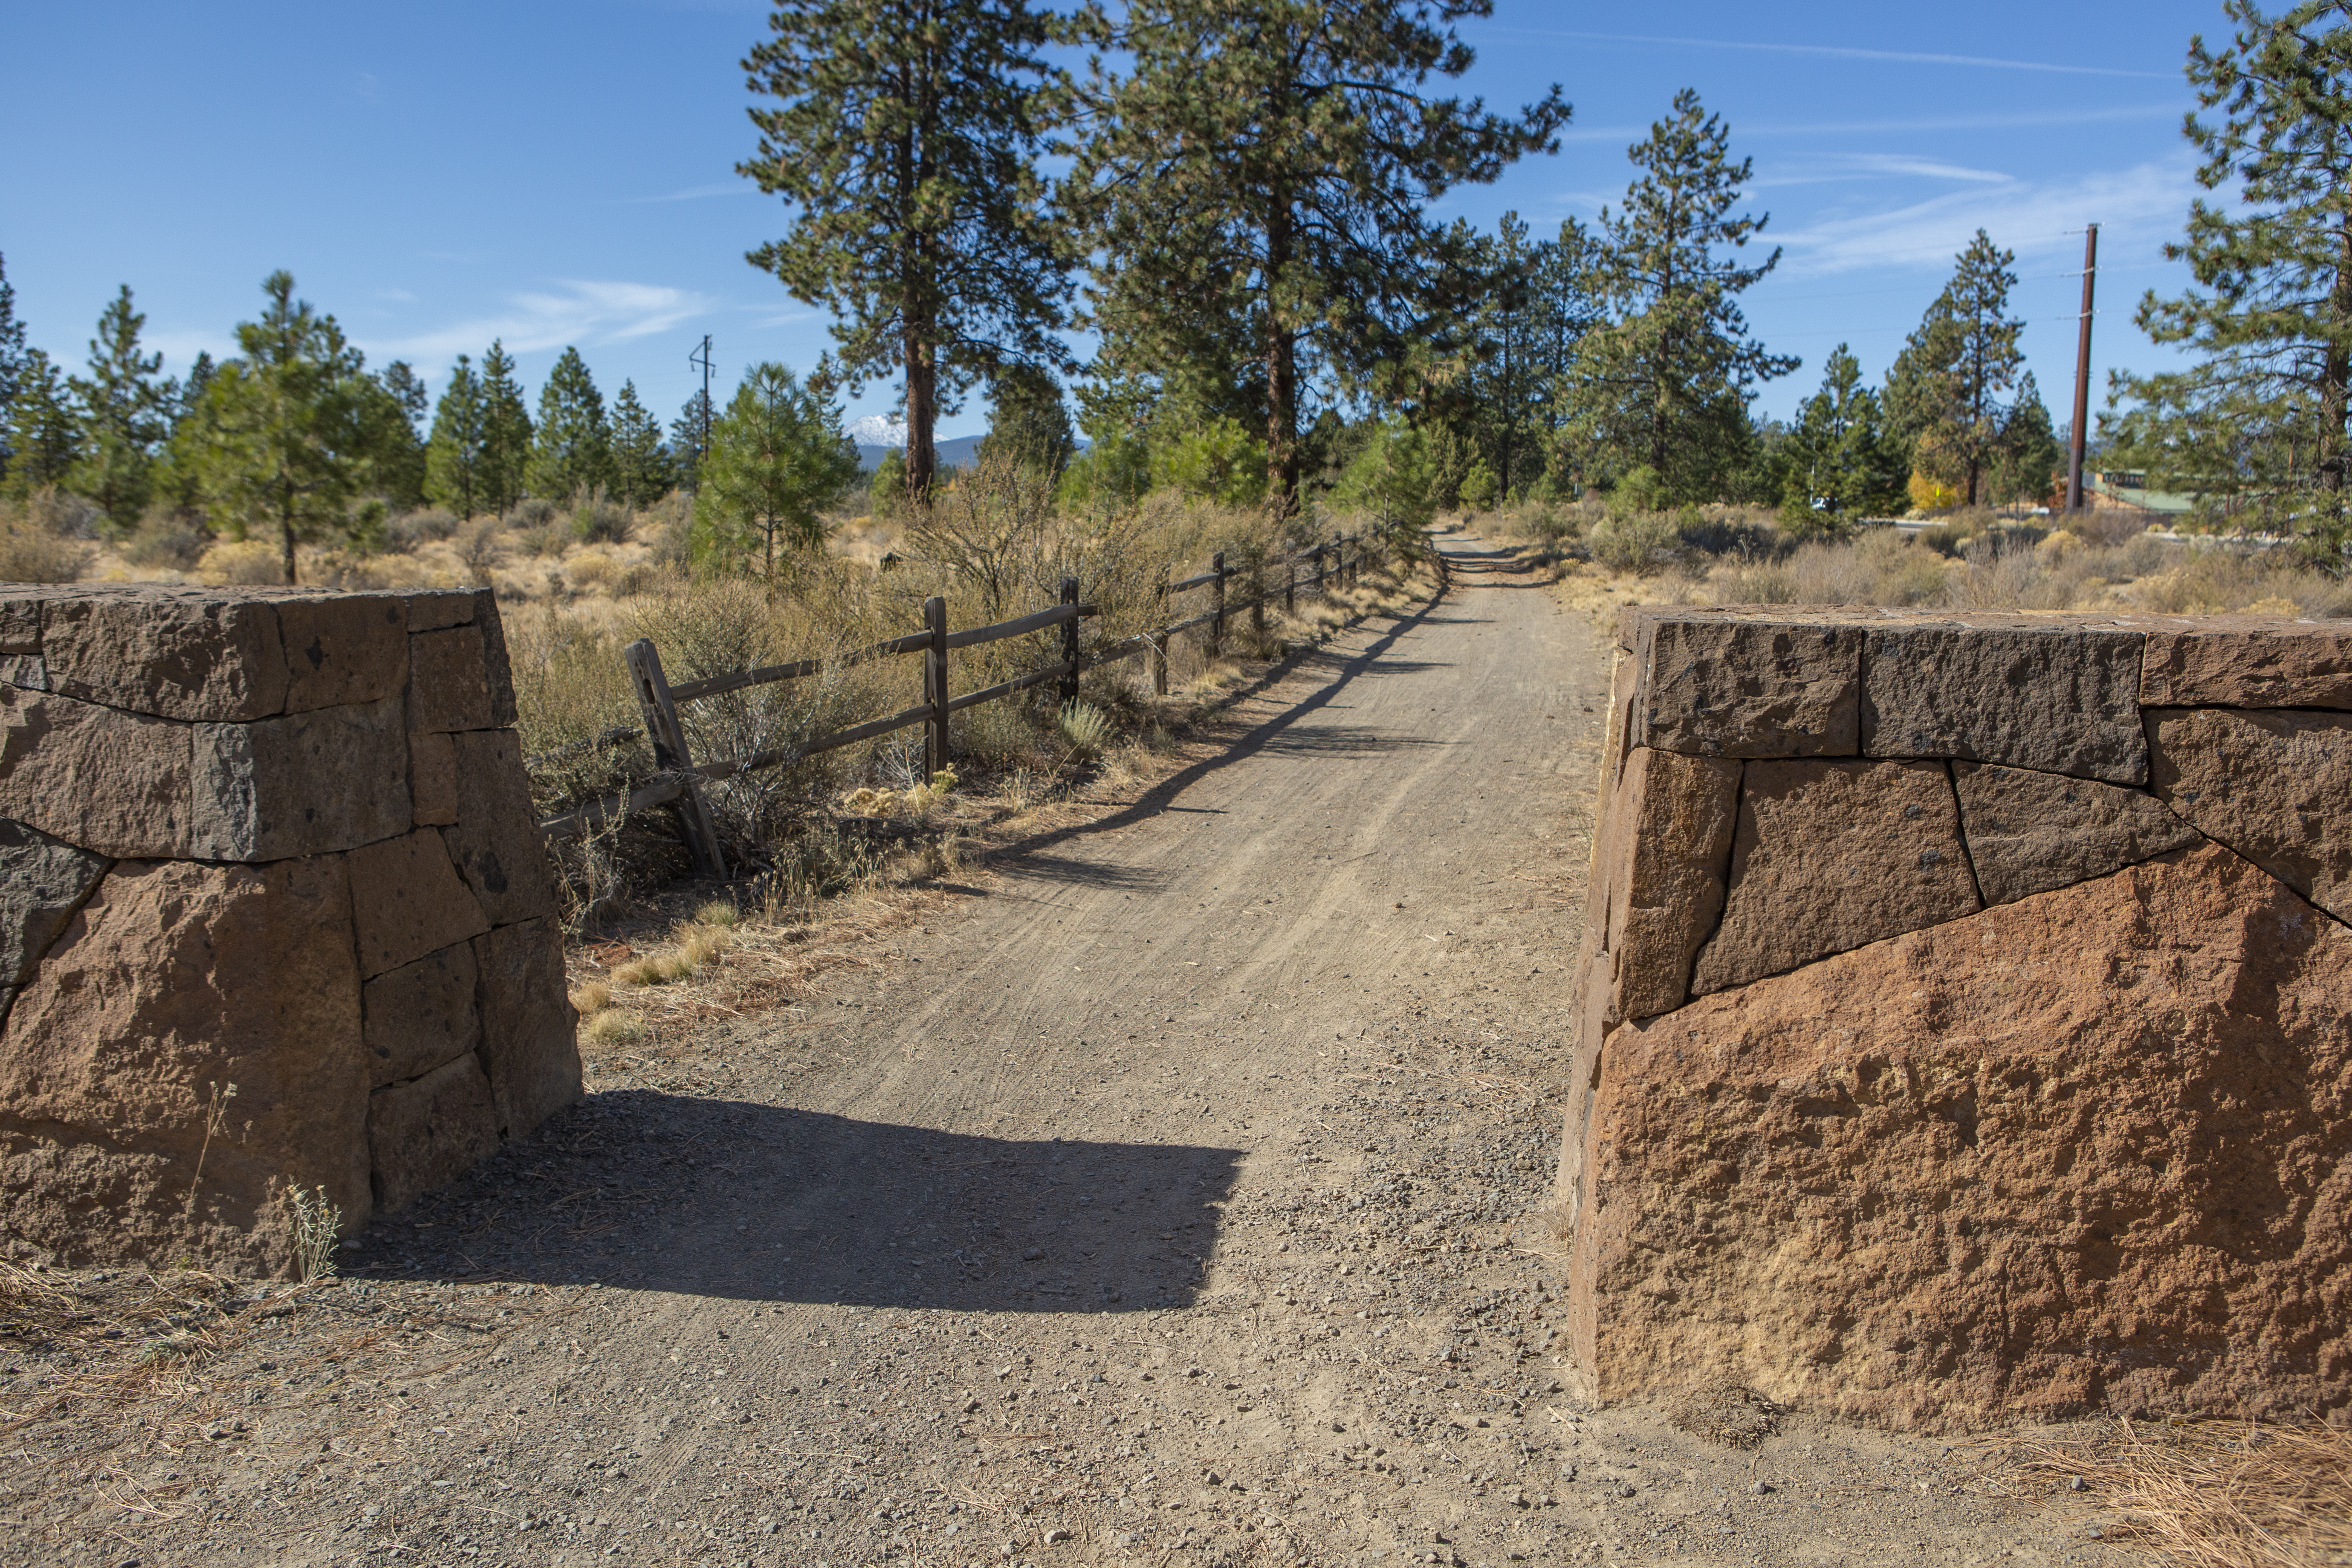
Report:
0,492,95,584
2026,1418,2352,1567
612,922,729,987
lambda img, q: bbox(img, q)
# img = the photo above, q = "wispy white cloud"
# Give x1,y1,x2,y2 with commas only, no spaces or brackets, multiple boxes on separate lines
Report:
1560,102,2180,145
1493,28,2173,79
1770,157,2198,277
359,280,716,362
629,181,759,204
377,286,418,303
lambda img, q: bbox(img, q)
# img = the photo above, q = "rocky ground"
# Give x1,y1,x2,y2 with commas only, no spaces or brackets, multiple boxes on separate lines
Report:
0,537,2117,1567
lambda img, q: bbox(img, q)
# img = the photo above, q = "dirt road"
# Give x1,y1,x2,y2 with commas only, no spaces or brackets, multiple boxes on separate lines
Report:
7,537,2109,1567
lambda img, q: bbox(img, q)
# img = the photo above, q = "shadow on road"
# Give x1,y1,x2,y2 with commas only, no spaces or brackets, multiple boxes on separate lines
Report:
349,1093,1241,1313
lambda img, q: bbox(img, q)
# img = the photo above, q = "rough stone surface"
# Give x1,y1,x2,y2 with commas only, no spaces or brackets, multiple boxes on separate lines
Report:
398,588,478,634
40,592,289,721
1952,762,2201,906
1567,844,2352,1431
408,730,459,826
2142,619,2352,709
276,596,408,714
1627,612,1859,757
474,917,582,1140
407,614,516,734
362,941,481,1090
2149,706,2352,922
366,1053,500,1214
0,856,369,1274
345,828,490,979
441,729,561,925
1862,623,2148,784
188,696,412,862
0,819,110,992
1692,759,1980,994
0,685,196,858
1601,748,1740,1020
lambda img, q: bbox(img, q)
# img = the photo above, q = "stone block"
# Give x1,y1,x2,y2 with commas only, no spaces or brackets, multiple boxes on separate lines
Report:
1566,844,2352,1429
0,596,38,657
0,819,110,1004
1953,762,2200,906
0,856,369,1274
473,917,581,1140
1628,612,1859,757
277,595,409,714
1691,759,1980,994
188,695,412,862
441,729,561,925
367,1053,500,1214
399,588,478,633
2149,706,2352,921
1862,623,2147,784
1601,748,1741,1021
344,827,490,979
409,730,459,826
0,684,196,858
407,610,516,734
2142,620,2352,709
362,940,481,1089
40,591,289,721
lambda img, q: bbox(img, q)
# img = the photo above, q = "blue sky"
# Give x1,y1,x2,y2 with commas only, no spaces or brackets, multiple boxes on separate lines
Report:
2,0,2218,438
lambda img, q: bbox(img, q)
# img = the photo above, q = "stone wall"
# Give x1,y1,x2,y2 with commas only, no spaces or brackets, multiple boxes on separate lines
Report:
0,584,580,1276
1559,606,2352,1430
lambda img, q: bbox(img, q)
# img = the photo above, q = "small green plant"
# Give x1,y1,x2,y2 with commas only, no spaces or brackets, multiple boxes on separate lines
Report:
283,1181,342,1284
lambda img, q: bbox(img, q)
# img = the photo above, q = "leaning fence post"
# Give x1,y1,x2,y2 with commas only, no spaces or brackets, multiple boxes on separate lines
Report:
1209,551,1226,659
923,595,948,781
1058,576,1082,708
1151,575,1170,696
1284,558,1296,616
623,637,725,878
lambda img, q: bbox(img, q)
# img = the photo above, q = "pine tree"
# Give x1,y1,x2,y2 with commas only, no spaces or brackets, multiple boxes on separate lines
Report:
975,364,1076,473
2104,0,2352,555
425,355,487,519
1778,344,1908,531
527,346,613,500
1884,230,2025,507
365,361,431,509
694,362,861,576
1992,371,2063,506
609,380,673,506
477,341,533,513
0,253,26,486
1557,90,1795,502
67,285,172,529
741,0,1073,505
671,389,713,493
1070,0,1567,511
186,272,371,583
0,350,77,498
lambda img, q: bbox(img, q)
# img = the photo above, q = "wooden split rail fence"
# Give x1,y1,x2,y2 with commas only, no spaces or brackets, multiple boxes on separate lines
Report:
536,534,1370,871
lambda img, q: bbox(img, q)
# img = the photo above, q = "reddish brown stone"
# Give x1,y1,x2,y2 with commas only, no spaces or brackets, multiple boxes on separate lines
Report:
1691,759,1980,994
473,917,581,1140
408,730,459,827
398,589,478,633
1565,845,2352,1430
1952,762,2199,906
1600,748,1741,1020
407,607,516,734
1863,623,2147,784
441,730,561,926
0,856,369,1275
367,1053,500,1214
2149,705,2352,921
188,696,412,861
277,596,409,714
1627,613,1859,757
344,828,490,979
0,684,197,858
362,941,481,1090
2141,620,2352,709
40,590,289,721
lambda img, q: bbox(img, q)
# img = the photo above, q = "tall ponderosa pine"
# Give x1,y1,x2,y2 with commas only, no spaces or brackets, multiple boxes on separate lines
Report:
1993,371,2064,505
740,0,1072,504
976,364,1076,472
694,362,861,577
671,388,714,492
2106,0,2352,555
68,285,174,529
425,355,488,519
0,253,26,486
1070,0,1567,511
0,350,77,498
1885,229,2025,506
610,380,673,506
1559,90,1794,502
528,347,614,500
188,272,371,583
478,341,533,513
365,361,430,510
1779,344,1908,530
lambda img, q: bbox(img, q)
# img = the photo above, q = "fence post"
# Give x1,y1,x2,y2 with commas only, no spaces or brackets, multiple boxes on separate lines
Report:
1152,575,1170,697
1058,576,1082,708
923,595,948,781
1209,551,1226,660
622,637,725,878
1250,558,1266,643
1284,557,1296,616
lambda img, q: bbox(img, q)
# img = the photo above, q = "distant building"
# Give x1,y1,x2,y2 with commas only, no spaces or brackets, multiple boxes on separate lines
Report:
2080,470,2198,516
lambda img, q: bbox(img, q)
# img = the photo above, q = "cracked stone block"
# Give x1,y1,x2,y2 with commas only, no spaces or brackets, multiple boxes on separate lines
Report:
1952,762,2200,906
473,917,582,1141
276,596,410,715
39,590,289,721
189,696,412,862
0,684,197,858
1600,748,1741,1021
367,1053,501,1214
344,827,492,980
441,729,561,926
2149,705,2352,922
362,940,483,1090
1862,623,2147,784
2142,620,2352,709
1627,612,1860,758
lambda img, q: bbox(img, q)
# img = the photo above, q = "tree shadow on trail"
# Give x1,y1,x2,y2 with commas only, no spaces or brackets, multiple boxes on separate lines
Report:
348,1092,1240,1314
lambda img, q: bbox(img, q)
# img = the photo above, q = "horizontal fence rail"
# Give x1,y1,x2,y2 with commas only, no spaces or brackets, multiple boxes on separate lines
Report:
536,534,1369,863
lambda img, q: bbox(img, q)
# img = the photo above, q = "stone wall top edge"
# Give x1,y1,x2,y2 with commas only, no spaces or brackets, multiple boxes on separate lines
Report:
0,583,481,613
1615,602,2344,646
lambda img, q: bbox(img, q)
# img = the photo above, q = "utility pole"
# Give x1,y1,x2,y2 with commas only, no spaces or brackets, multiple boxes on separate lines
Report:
689,335,715,485
2066,225,2098,513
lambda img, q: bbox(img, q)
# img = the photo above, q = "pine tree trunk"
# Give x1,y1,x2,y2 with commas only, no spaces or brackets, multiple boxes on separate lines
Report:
1264,192,1299,515
905,327,937,506
2322,215,2352,521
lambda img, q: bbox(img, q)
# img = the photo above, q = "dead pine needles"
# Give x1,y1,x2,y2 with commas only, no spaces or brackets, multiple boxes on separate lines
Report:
2025,1416,2352,1566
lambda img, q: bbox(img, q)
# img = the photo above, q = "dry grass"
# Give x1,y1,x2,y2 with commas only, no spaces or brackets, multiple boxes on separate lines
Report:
2022,1418,2352,1566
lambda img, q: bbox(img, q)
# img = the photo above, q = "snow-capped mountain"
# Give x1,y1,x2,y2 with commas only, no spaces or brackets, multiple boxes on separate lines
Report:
843,414,908,448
